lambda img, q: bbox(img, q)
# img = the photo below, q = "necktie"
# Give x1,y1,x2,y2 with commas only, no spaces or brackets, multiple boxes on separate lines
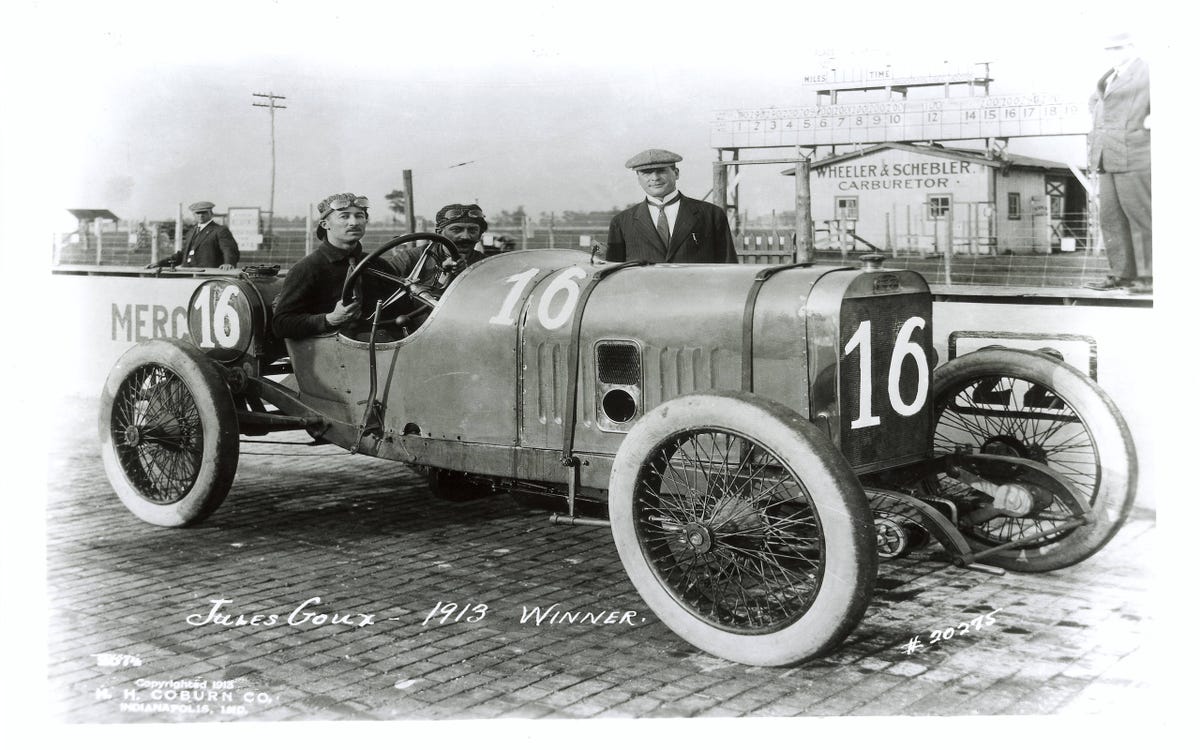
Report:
650,194,680,248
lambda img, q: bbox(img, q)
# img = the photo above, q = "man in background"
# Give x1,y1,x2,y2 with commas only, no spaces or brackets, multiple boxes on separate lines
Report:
1085,31,1151,294
148,201,239,269
606,149,737,264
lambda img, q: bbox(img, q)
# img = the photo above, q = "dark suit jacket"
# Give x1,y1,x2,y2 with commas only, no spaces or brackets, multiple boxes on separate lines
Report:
1088,57,1150,173
606,195,738,263
159,222,240,267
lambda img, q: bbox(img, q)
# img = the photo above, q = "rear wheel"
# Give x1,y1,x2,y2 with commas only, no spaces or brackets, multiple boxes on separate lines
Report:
609,392,876,666
99,340,240,527
929,349,1136,571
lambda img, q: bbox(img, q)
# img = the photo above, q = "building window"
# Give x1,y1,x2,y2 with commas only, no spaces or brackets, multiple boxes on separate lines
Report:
927,195,951,218
1007,192,1021,219
835,196,859,220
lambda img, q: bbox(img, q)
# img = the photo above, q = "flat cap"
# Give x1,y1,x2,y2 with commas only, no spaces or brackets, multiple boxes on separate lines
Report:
625,149,682,170
188,201,215,212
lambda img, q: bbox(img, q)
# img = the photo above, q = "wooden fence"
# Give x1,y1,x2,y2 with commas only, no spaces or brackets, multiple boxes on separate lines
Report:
53,221,1112,288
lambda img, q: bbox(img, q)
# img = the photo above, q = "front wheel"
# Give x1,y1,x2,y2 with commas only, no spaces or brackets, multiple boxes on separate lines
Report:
99,339,240,527
609,392,877,667
929,348,1137,571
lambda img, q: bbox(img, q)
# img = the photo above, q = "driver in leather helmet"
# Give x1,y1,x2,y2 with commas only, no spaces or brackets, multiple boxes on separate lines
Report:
381,203,489,330
390,203,488,286
272,192,398,340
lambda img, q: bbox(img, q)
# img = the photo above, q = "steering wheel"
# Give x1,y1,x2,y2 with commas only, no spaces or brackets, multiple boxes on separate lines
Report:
340,232,462,316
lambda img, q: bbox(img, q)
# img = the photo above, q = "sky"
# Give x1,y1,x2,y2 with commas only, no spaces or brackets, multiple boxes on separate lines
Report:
6,0,1170,231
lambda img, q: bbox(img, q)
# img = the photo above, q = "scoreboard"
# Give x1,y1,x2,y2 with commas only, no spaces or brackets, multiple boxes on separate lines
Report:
712,93,1090,148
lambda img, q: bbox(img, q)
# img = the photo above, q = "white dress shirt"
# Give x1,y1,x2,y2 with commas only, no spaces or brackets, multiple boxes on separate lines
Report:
647,190,681,235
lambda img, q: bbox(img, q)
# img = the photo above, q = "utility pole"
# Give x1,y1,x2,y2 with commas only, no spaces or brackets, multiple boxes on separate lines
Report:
403,170,415,233
251,92,287,237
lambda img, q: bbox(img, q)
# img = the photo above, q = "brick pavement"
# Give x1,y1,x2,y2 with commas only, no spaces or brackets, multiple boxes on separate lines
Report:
45,395,1156,722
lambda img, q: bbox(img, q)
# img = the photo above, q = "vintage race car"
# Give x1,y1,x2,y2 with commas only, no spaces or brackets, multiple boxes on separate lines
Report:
98,233,1137,667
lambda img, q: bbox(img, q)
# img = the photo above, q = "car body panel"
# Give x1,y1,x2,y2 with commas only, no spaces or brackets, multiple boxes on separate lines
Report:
190,248,933,490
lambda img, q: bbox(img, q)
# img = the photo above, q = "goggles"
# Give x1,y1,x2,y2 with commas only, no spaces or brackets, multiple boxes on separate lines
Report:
331,194,367,208
442,207,485,221
319,194,370,218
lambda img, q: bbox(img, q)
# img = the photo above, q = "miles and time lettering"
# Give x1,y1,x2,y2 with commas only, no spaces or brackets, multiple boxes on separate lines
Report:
711,96,1088,146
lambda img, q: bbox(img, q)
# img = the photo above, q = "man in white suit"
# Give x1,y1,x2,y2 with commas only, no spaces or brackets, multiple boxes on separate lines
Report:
1086,31,1152,294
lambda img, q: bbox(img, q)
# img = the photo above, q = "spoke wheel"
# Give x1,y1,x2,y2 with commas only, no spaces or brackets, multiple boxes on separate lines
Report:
99,340,239,527
610,393,876,666
112,363,204,502
930,349,1136,571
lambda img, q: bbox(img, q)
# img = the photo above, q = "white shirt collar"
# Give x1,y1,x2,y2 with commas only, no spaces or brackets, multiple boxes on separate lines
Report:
646,190,680,207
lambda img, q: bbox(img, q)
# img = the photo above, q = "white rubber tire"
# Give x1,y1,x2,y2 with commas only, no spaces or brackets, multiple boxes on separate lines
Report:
609,392,876,666
99,339,240,527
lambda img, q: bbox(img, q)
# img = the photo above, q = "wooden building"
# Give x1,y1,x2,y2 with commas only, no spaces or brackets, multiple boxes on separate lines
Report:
785,143,1088,256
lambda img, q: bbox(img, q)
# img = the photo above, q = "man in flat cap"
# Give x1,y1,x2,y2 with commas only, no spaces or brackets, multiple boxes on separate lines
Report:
1086,31,1152,294
606,149,737,264
273,192,395,339
148,201,239,269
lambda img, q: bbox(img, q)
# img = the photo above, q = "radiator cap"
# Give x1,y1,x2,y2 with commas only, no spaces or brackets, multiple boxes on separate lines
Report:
860,253,886,270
